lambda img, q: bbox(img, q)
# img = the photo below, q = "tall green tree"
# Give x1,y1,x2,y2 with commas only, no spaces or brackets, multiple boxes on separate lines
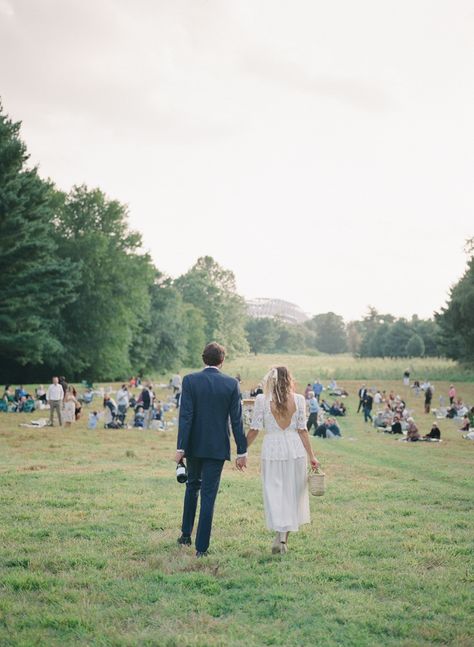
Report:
132,276,204,374
436,242,474,363
406,333,425,358
346,321,363,356
175,256,249,356
0,103,77,379
410,316,440,357
182,304,207,366
305,312,347,354
52,185,155,380
381,320,413,358
245,317,282,354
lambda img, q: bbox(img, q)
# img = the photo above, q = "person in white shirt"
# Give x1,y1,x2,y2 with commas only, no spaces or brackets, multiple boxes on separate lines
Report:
116,385,129,410
171,373,182,394
47,377,64,426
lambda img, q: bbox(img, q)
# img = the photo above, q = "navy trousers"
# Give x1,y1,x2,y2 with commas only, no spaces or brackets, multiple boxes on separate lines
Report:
181,457,225,553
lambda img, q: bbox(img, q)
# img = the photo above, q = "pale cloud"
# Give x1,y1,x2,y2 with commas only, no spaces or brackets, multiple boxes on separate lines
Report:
0,0,13,17
241,55,394,112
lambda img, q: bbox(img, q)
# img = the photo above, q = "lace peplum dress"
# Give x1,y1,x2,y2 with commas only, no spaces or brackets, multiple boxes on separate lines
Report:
251,393,310,532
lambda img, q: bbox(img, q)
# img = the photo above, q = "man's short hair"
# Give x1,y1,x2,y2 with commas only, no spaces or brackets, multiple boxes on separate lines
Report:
202,342,226,367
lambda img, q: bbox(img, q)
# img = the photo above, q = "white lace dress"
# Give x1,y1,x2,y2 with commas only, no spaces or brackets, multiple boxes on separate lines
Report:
251,393,310,532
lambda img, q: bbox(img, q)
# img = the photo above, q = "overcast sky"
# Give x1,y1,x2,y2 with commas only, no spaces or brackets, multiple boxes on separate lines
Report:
1,0,473,320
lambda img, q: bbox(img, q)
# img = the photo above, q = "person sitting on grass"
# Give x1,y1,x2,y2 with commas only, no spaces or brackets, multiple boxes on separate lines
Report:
406,417,420,442
329,400,346,416
313,420,328,438
373,411,387,429
250,384,264,397
88,411,101,429
153,402,164,422
423,423,441,440
468,406,474,428
133,406,145,428
2,385,12,403
326,417,342,438
16,396,27,412
386,415,403,434
22,395,36,413
320,399,331,413
82,388,94,405
35,385,47,404
459,415,471,433
14,385,27,402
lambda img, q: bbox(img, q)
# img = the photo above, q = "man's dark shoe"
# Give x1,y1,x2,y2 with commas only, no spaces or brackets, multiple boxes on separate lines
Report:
196,551,208,558
177,535,192,546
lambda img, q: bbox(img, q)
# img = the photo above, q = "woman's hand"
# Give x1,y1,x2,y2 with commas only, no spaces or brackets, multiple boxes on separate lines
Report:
310,456,320,471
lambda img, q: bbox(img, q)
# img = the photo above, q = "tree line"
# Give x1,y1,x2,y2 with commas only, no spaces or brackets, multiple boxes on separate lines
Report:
1,101,472,380
0,104,249,382
246,256,474,362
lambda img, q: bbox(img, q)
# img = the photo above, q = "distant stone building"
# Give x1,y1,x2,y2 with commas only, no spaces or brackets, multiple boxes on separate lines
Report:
246,298,309,325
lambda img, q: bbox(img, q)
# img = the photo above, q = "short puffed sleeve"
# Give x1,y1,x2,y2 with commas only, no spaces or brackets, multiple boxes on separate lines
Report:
250,394,265,430
296,394,307,430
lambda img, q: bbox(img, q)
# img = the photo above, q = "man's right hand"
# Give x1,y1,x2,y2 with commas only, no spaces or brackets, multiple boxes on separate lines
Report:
235,456,247,471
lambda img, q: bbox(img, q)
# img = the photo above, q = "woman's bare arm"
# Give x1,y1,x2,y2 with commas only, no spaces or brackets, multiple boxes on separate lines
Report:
298,429,320,469
246,428,260,447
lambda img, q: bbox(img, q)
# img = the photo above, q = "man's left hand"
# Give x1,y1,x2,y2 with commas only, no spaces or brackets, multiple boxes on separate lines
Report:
175,451,185,463
236,456,247,471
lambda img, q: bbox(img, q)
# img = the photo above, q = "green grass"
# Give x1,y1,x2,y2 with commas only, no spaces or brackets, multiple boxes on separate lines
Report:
1,374,473,646
220,353,474,383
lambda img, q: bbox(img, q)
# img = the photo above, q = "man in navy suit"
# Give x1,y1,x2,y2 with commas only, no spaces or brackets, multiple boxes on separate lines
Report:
175,342,248,557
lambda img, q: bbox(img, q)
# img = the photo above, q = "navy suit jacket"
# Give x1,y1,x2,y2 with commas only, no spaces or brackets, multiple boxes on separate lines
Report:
177,367,247,461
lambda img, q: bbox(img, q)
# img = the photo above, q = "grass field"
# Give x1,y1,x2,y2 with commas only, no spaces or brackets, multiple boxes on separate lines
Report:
222,353,474,384
1,359,473,646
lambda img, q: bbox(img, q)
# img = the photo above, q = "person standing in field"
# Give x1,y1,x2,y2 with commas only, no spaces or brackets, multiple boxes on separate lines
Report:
362,390,373,424
306,391,320,434
140,384,153,429
175,342,248,557
357,384,367,413
312,379,323,402
448,385,456,405
171,373,182,394
63,391,76,427
246,366,320,554
47,376,64,426
424,384,433,414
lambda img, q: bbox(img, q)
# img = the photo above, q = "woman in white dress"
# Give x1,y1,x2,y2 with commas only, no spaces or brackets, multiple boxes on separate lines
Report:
247,366,320,554
63,392,76,427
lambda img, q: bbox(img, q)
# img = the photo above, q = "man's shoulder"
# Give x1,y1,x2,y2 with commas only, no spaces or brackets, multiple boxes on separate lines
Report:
187,369,237,383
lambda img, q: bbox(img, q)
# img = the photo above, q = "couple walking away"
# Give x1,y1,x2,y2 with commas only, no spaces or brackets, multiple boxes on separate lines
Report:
175,342,320,557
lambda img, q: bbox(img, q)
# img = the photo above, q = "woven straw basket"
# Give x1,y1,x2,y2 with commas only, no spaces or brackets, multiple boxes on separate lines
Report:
308,468,326,496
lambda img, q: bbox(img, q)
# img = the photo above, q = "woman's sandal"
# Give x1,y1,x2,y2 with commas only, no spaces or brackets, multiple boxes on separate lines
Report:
272,533,281,554
279,541,288,555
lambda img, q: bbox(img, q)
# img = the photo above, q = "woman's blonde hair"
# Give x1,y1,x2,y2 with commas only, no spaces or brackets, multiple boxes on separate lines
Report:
263,366,294,415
